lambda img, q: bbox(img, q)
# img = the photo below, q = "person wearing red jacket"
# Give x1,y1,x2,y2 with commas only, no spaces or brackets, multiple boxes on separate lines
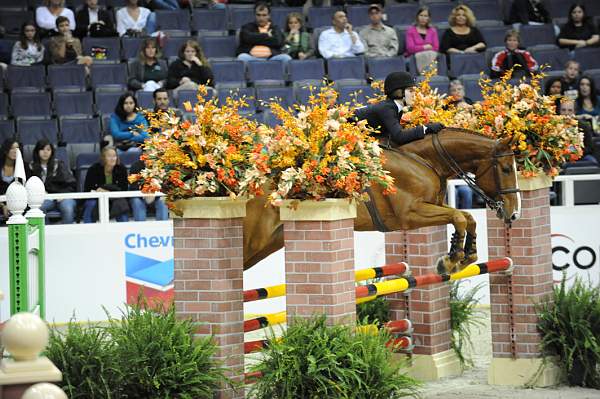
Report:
490,30,538,79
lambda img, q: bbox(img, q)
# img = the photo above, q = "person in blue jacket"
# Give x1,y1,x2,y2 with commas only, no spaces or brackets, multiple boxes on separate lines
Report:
109,92,149,151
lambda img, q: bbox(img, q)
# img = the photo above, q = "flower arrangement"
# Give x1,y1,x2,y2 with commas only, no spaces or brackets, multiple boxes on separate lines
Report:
128,86,270,210
265,87,396,205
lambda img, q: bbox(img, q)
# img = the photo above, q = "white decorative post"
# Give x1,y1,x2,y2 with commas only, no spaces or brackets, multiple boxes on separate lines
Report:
21,383,68,399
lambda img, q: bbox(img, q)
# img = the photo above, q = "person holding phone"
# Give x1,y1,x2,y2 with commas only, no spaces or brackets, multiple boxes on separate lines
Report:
318,10,365,59
48,16,93,67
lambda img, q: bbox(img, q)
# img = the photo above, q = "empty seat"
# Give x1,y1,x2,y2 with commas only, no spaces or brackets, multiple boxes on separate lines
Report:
346,5,371,28
289,58,326,83
393,25,407,55
136,91,155,110
461,76,484,102
480,26,509,48
0,38,15,66
54,92,95,117
271,7,304,30
212,60,246,87
294,82,325,104
256,86,294,111
176,87,216,108
530,47,569,71
47,64,87,92
467,1,503,21
82,37,121,62
6,65,46,92
155,9,191,31
421,75,450,95
367,56,406,80
11,92,52,118
0,120,15,141
121,37,145,60
386,4,419,26
163,36,194,58
90,63,128,90
408,53,448,76
0,10,34,36
519,24,556,47
75,152,101,192
0,93,9,119
428,3,456,23
200,35,238,59
192,9,228,32
247,60,286,86
573,48,600,71
338,84,374,105
449,53,487,77
119,148,142,169
60,116,102,167
17,118,59,145
327,57,366,82
308,6,342,29
217,87,256,114
95,91,122,115
230,8,255,30
0,0,28,11
546,0,573,18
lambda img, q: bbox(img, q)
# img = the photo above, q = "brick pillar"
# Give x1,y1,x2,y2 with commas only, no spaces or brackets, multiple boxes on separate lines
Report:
386,226,460,381
487,184,559,386
280,200,357,326
385,231,409,322
173,198,246,399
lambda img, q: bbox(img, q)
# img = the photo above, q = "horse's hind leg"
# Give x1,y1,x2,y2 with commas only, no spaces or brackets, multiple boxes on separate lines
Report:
442,206,479,269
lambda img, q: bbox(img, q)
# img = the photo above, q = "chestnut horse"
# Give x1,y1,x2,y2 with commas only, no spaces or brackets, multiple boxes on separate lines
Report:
243,128,521,273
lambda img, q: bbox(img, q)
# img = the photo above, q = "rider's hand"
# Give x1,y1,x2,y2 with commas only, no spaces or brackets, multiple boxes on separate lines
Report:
425,122,445,134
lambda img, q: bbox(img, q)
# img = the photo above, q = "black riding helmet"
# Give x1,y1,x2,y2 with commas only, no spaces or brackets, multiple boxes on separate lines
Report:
384,71,416,97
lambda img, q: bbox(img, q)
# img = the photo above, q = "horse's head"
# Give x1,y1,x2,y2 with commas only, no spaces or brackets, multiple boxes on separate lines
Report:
474,136,521,223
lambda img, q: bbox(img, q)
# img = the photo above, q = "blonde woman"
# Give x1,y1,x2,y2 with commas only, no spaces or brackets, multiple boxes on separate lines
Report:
36,0,76,35
440,5,486,54
128,38,168,91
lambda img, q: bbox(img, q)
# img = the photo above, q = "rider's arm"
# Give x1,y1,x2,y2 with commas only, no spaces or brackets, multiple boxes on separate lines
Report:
380,105,425,146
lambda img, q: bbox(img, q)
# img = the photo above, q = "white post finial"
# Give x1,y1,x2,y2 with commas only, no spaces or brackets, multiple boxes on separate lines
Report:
22,383,68,399
14,148,27,183
26,176,46,218
6,181,28,225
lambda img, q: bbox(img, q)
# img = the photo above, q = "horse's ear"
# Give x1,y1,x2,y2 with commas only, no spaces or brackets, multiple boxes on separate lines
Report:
498,135,518,151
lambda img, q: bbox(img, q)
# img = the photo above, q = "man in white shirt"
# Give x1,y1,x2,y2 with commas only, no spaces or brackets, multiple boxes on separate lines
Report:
318,10,365,59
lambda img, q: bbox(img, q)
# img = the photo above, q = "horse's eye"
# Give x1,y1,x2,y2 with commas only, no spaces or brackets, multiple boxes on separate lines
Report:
502,166,511,175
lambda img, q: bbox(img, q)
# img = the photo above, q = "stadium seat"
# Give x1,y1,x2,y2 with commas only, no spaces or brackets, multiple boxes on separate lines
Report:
449,52,487,78
0,120,15,141
121,37,144,60
294,82,325,104
95,91,122,115
11,92,52,118
6,65,46,92
530,47,570,71
200,35,237,59
346,5,371,28
0,0,28,11
230,8,255,30
419,75,450,95
192,9,228,32
327,57,366,83
247,60,286,86
466,0,503,21
271,7,304,30
136,91,155,110
386,4,419,26
308,6,342,29
47,64,87,92
480,26,510,48
519,24,556,48
256,87,295,111
119,148,142,169
75,152,101,192
393,25,407,55
60,116,102,167
460,75,484,102
82,37,121,62
90,63,128,90
211,60,246,88
175,87,216,108
0,10,34,36
585,69,600,91
546,0,573,19
162,36,194,59
217,87,256,114
0,93,9,119
17,118,59,145
338,84,374,105
367,56,406,80
585,0,600,17
155,9,190,31
573,48,600,71
0,38,15,66
428,3,456,23
54,92,95,117
407,53,448,76
288,59,326,84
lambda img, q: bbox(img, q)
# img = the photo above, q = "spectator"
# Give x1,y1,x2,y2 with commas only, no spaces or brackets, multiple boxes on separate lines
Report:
560,97,599,165
153,87,181,116
83,146,130,223
36,0,76,37
166,40,213,96
557,4,599,51
28,139,77,224
575,76,600,131
48,17,93,67
405,6,439,73
562,60,580,98
128,38,168,91
110,93,150,151
490,30,538,79
129,159,169,221
544,76,566,110
146,0,180,10
116,0,156,37
440,5,486,55
0,140,31,219
359,4,398,58
448,80,473,108
236,3,291,64
318,10,365,59
74,0,117,39
508,0,551,27
283,12,313,60
11,22,45,66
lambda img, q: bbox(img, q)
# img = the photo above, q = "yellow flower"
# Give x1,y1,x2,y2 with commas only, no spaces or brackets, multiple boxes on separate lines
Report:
182,101,193,112
518,141,527,151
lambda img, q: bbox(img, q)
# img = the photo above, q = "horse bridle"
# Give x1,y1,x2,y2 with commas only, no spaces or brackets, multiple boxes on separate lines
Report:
431,133,520,213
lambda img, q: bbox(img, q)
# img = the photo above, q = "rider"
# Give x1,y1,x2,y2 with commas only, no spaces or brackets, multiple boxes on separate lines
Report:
354,71,445,147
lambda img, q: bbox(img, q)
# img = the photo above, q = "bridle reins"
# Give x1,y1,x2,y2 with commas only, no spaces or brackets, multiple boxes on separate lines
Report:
431,132,520,214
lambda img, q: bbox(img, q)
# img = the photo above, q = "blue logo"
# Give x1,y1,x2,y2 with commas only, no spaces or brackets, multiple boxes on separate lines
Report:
125,252,174,289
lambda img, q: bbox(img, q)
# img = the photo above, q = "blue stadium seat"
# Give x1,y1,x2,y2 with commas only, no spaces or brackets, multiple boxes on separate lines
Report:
230,8,255,30
217,87,256,114
82,37,121,62
338,84,374,105
294,82,325,104
584,0,600,17
121,37,144,60
308,6,342,29
75,152,101,192
11,92,52,118
162,36,194,58
386,4,419,26
288,58,325,83
531,47,570,71
428,3,456,24
60,115,102,168
192,9,228,31
119,148,142,169
327,57,366,83
0,0,29,11
155,9,190,31
520,24,556,48
367,56,406,80
271,7,304,30
0,38,15,65
408,53,448,76
200,36,237,59
247,60,286,86
175,87,215,108
212,60,246,87
0,120,15,141
47,64,87,92
449,53,487,78
461,76,484,102
95,91,122,115
0,93,9,119
480,26,509,48
346,5,371,28
90,63,128,90
6,65,46,92
466,0,503,21
419,75,450,95
546,0,573,19
17,118,59,145
0,10,34,36
136,91,155,110
573,48,600,71
54,92,95,117
256,87,294,111
393,25,407,55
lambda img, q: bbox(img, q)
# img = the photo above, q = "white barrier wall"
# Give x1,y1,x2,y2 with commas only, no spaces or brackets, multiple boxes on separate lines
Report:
1,206,599,323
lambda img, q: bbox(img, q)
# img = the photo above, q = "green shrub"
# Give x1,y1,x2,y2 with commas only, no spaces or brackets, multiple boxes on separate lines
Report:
356,296,391,327
249,315,420,399
537,277,600,388
449,281,485,368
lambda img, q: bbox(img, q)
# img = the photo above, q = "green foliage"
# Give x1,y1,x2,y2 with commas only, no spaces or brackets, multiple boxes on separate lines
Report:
45,301,228,398
249,315,420,399
536,277,600,388
356,296,391,327
449,281,485,368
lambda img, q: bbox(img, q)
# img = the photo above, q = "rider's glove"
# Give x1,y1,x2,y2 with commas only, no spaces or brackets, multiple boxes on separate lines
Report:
425,122,445,134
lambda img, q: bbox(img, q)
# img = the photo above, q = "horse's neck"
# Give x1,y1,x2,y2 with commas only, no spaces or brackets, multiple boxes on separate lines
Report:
403,130,494,178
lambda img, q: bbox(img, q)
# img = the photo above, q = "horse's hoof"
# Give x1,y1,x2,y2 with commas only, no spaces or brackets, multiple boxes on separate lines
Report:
436,256,454,275
459,254,478,270
449,250,465,263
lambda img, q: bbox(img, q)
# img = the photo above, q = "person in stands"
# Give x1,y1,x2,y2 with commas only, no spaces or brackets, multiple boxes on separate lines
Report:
283,12,313,60
562,60,580,98
11,22,45,66
29,139,77,224
36,0,76,37
128,158,169,221
490,30,538,79
110,93,150,151
83,146,130,223
405,6,439,73
74,0,117,39
509,0,551,27
575,75,600,132
152,87,181,117
544,76,566,110
359,4,398,58
440,5,486,55
448,80,473,108
116,0,156,37
166,40,213,97
318,10,365,59
48,16,93,67
128,38,168,92
557,3,599,51
560,97,599,165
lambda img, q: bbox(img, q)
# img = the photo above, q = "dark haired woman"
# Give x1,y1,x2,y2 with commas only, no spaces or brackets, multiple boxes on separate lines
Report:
11,22,45,66
166,40,213,96
128,38,168,91
0,139,31,220
576,76,600,132
109,92,149,150
29,139,77,224
558,4,599,50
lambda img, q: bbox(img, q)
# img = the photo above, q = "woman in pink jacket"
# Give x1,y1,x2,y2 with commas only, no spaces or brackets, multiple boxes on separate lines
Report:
405,6,439,73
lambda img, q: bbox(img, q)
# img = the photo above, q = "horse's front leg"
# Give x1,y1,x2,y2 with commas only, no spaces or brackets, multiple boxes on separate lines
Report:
460,210,478,267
